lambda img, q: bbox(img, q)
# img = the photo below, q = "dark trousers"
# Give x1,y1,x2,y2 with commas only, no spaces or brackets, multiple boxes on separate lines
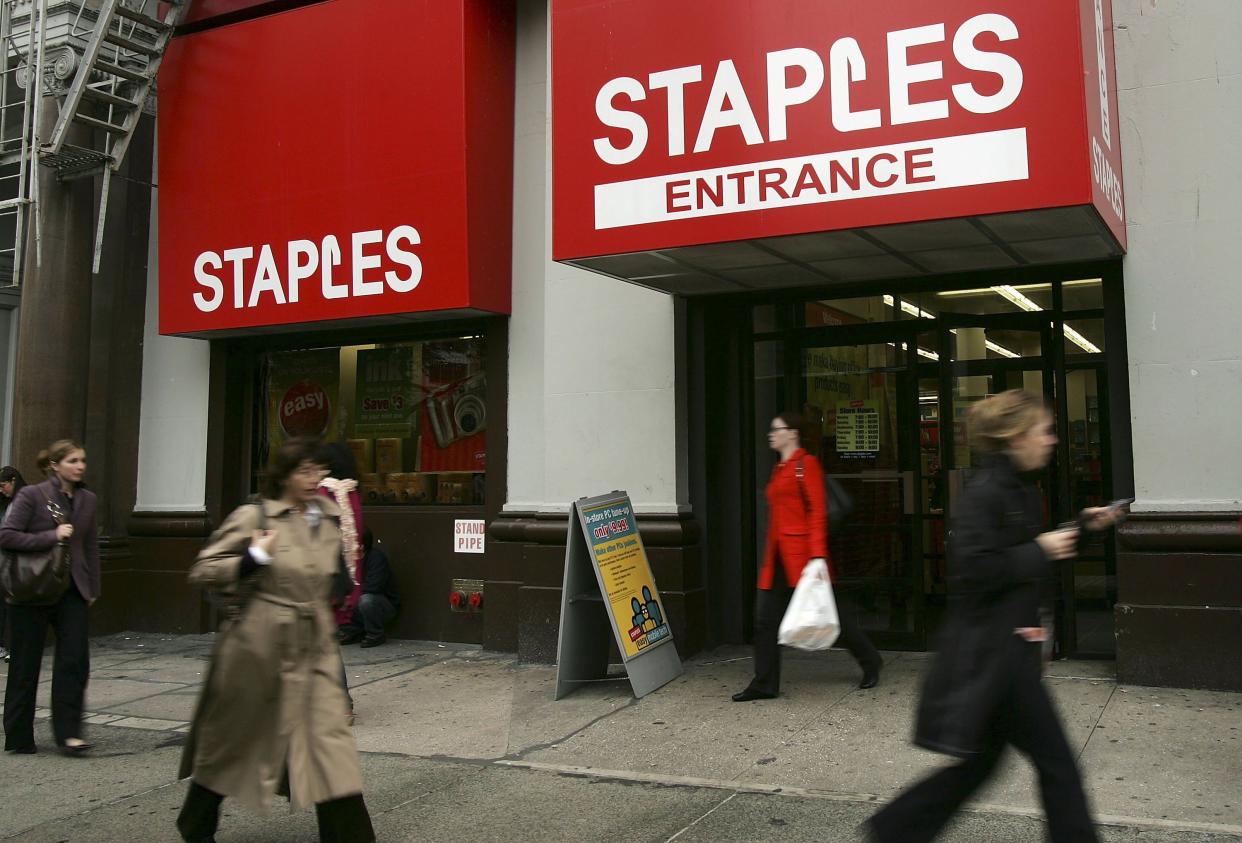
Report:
3,585,90,750
868,656,1098,843
177,781,376,843
340,593,397,638
748,571,881,696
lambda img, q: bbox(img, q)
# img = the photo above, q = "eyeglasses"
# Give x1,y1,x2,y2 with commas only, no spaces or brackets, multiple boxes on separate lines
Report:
769,426,793,433
294,464,329,478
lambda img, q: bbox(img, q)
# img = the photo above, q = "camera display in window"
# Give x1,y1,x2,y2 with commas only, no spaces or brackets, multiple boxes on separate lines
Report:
427,372,486,447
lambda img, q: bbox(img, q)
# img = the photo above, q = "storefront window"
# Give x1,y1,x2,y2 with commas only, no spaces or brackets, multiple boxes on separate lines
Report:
805,296,894,326
1061,278,1104,311
1064,318,1105,357
256,336,487,506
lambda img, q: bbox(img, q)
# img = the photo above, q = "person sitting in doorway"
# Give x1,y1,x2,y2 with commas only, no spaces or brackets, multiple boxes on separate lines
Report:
336,529,400,648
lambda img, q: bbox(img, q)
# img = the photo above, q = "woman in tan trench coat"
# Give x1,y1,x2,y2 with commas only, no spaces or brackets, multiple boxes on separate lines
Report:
177,438,375,843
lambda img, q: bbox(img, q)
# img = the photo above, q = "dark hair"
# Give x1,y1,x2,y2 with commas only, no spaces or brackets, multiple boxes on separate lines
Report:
775,410,805,440
261,437,324,500
37,439,85,475
0,465,25,496
361,527,375,556
319,442,358,481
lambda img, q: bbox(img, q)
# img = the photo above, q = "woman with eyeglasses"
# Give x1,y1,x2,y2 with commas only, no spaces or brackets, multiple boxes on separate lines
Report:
1,440,99,756
732,412,882,702
177,437,374,843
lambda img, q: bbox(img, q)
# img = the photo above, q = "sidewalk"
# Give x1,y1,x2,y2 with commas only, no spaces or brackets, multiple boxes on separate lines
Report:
2,632,1240,841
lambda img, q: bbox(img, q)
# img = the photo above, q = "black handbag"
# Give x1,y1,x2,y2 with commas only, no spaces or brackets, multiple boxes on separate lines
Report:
794,457,855,531
0,491,71,606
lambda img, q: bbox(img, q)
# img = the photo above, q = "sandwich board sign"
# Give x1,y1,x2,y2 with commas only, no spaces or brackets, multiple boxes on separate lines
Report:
555,490,682,699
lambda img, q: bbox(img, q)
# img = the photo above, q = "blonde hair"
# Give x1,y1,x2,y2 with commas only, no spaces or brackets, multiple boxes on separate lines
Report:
37,439,85,475
968,391,1049,454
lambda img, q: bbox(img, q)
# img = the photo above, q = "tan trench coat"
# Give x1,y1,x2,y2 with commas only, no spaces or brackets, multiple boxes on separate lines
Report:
179,497,364,812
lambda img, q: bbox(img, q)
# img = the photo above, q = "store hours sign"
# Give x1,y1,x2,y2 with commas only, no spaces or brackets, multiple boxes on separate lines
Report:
837,400,881,457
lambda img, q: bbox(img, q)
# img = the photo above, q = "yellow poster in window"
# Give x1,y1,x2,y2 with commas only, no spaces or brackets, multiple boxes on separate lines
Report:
265,348,341,465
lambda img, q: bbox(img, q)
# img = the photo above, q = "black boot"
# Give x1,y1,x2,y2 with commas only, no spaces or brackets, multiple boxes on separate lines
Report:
859,657,883,689
177,781,222,843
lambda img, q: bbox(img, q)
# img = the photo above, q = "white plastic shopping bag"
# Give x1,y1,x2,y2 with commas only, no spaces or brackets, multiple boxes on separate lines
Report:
777,559,840,651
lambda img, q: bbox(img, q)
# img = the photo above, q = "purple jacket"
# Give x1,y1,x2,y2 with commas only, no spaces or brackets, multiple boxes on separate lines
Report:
0,478,100,601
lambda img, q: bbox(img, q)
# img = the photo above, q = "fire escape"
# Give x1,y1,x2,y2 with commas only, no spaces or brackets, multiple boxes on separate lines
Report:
0,0,190,285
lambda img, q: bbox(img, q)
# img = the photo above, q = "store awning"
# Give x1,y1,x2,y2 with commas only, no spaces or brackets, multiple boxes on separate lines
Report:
552,0,1126,293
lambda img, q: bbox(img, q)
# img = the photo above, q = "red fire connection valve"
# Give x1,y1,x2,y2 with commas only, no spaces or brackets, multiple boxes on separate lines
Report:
449,578,484,613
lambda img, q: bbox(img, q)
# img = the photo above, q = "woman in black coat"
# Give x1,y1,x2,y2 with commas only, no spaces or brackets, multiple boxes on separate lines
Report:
867,391,1117,843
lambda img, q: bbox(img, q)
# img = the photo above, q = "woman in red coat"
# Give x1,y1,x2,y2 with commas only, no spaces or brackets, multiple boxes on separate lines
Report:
732,412,882,702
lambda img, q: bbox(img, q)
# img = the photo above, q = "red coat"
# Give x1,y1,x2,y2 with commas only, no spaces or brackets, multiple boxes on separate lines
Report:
758,449,831,590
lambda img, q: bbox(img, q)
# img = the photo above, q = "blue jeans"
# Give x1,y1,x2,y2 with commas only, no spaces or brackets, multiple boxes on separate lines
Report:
342,593,397,638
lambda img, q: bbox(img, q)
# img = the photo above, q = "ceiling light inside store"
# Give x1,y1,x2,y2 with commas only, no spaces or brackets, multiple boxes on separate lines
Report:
935,279,1102,297
992,285,1102,353
891,341,939,361
883,295,1019,359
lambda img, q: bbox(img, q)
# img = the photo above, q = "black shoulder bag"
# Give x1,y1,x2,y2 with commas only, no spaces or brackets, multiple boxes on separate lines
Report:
0,489,71,606
794,457,855,532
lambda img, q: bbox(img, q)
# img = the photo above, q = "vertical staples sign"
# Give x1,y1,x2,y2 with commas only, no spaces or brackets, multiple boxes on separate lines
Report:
552,0,1126,259
159,0,515,336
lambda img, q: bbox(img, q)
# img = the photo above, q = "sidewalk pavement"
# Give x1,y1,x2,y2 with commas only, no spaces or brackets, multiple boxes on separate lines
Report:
2,632,1241,842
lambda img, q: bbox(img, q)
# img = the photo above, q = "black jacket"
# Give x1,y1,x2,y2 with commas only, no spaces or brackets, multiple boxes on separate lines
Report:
362,546,400,607
913,454,1053,758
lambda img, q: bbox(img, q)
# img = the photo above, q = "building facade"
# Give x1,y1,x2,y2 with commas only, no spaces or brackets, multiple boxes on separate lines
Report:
26,0,1238,691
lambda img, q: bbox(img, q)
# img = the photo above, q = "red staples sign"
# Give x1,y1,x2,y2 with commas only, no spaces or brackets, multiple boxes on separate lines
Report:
1079,0,1126,247
158,0,514,336
552,0,1126,260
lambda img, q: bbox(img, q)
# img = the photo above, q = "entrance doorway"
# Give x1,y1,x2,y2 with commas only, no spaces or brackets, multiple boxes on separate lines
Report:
744,275,1123,657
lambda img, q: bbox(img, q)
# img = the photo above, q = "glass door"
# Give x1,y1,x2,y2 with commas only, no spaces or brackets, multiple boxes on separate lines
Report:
798,327,923,649
934,313,1060,645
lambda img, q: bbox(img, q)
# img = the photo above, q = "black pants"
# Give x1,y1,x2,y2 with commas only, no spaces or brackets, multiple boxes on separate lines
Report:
747,569,881,696
868,655,1098,843
178,781,376,842
3,585,90,750
339,593,397,638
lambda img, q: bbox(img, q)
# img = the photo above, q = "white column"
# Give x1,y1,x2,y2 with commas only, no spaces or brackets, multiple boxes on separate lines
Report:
134,152,211,512
1115,0,1242,511
505,0,679,514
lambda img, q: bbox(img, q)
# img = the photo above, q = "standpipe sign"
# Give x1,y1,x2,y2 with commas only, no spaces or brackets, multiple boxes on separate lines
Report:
552,0,1126,258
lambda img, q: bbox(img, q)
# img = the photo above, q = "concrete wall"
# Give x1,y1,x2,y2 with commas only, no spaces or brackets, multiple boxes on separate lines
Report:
134,178,211,512
1115,0,1242,511
505,0,680,515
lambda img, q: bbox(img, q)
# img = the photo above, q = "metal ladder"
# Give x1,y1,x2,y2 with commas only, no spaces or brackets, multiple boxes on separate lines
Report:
0,0,47,286
46,0,191,271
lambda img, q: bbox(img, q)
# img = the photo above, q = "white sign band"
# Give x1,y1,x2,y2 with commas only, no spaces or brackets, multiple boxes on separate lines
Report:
593,127,1029,230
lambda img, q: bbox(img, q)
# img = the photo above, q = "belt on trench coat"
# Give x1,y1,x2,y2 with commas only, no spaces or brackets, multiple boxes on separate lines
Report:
253,592,329,660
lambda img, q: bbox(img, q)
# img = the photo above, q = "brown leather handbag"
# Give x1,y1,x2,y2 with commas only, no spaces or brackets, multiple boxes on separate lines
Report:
0,491,71,606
